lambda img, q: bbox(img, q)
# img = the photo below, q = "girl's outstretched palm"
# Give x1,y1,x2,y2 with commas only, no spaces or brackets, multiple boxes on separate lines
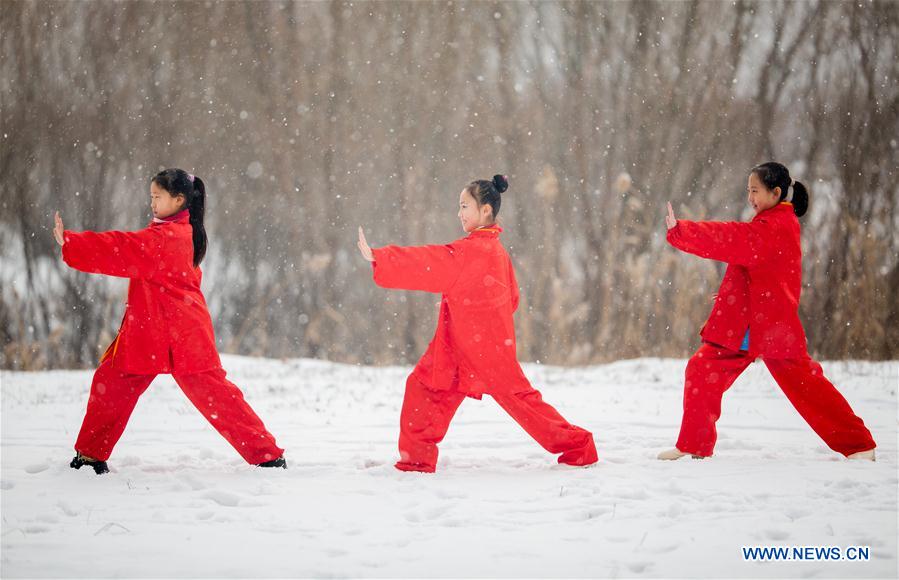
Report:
665,202,677,230
357,226,374,262
53,211,65,246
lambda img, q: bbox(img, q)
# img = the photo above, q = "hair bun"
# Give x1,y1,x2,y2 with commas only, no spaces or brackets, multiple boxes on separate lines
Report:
492,174,509,193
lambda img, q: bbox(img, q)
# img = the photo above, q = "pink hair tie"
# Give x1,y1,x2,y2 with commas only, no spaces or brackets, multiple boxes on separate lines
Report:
187,173,195,183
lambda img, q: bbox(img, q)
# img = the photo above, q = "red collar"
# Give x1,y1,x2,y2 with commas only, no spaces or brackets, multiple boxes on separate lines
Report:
151,209,190,226
753,202,793,221
468,224,503,238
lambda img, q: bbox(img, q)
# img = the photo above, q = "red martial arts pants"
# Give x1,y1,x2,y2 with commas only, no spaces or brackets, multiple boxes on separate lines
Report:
676,342,876,457
74,358,284,464
396,374,598,472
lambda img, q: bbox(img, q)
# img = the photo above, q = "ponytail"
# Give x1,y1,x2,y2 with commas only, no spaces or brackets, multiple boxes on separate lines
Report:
751,161,810,218
151,168,208,266
188,176,207,266
790,180,809,218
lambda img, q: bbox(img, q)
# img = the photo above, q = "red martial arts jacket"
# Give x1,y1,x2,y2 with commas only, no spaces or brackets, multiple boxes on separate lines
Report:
371,225,533,397
667,202,808,359
62,210,222,374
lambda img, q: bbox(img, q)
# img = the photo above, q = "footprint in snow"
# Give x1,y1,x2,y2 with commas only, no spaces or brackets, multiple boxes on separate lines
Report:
23,525,51,534
764,528,791,541
202,489,242,507
628,561,653,573
57,501,79,517
647,543,679,554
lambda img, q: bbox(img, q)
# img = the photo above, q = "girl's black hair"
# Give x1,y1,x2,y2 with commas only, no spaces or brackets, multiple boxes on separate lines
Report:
750,162,809,217
151,168,207,266
466,174,509,219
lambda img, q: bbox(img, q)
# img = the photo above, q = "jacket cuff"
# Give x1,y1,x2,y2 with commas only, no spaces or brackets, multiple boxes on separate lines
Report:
665,223,681,244
61,230,77,264
371,247,387,264
370,248,385,280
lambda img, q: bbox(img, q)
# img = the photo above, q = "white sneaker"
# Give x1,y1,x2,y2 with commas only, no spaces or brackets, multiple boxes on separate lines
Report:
847,449,876,461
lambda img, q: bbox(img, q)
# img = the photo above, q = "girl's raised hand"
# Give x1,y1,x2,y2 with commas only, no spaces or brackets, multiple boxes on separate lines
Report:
357,226,374,262
665,201,677,230
53,211,65,246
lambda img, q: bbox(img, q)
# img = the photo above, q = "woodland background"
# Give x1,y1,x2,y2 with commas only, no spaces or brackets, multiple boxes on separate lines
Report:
2,0,897,370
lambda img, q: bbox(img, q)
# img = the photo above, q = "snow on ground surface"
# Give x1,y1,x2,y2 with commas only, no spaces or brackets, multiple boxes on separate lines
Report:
2,355,896,578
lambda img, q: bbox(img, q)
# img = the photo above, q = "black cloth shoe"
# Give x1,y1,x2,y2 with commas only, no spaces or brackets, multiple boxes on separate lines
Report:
256,456,287,469
70,454,109,474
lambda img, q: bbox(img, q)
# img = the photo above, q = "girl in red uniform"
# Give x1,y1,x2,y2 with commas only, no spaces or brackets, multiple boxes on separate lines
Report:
53,169,286,474
357,175,597,473
659,162,876,461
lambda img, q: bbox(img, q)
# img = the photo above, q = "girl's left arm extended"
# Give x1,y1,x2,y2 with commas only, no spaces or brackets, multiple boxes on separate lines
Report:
665,202,773,267
58,216,165,279
373,244,464,293
359,226,462,294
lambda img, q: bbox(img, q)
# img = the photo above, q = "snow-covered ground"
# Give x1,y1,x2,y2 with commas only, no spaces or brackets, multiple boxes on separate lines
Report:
2,355,896,578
